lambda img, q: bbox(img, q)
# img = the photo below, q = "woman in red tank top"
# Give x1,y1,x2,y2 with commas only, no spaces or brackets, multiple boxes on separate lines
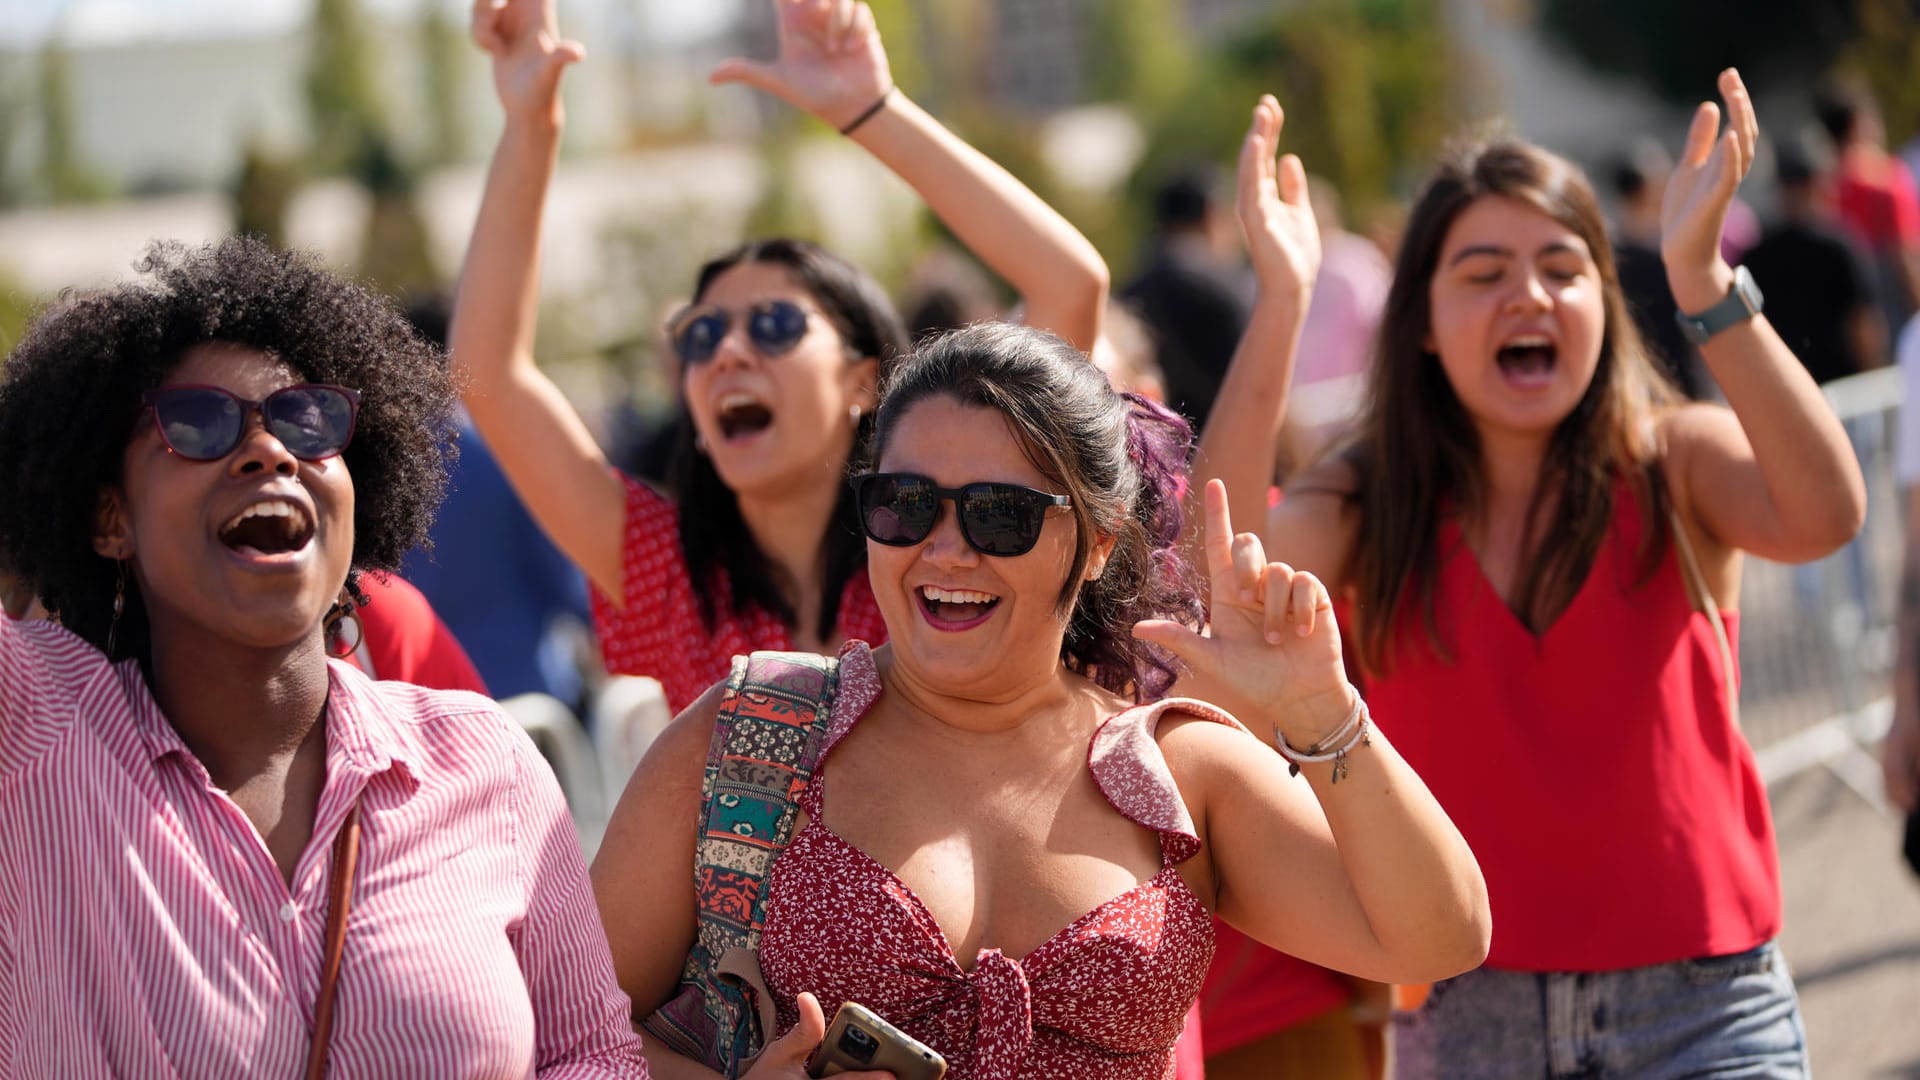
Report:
1197,69,1864,1076
595,322,1491,1079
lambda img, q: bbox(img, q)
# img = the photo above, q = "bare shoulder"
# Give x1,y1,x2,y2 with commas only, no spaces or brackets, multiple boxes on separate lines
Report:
635,680,727,789
1266,456,1363,589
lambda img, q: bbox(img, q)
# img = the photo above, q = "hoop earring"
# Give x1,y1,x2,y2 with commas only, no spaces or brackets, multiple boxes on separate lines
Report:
105,561,127,657
324,586,364,660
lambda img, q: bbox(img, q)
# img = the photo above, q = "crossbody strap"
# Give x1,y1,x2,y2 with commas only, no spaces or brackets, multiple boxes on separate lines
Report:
1668,509,1739,724
304,800,363,1080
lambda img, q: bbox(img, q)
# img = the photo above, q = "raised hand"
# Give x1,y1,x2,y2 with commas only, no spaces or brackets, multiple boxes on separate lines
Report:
1238,95,1321,301
1661,68,1757,308
741,992,894,1080
471,0,584,125
711,0,893,132
1135,480,1355,747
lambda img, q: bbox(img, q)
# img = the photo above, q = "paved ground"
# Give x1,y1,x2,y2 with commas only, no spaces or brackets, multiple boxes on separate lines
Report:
1773,750,1920,1078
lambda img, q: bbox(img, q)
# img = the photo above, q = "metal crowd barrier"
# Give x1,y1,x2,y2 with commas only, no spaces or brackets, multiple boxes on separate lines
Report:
1741,366,1903,795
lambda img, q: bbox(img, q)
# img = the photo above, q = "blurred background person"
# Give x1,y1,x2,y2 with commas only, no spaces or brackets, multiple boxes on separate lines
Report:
1816,76,1920,333
1610,138,1710,398
1121,162,1253,432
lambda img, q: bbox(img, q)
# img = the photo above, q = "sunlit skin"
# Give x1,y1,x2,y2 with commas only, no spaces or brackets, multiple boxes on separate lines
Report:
681,261,878,500
96,343,354,661
863,395,1109,703
1427,194,1608,440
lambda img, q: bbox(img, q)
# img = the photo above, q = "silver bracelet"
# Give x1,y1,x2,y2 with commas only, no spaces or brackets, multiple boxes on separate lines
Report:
1274,693,1373,784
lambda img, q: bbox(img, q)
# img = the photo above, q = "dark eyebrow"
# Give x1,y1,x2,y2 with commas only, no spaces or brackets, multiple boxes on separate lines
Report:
1447,244,1510,266
1448,240,1588,267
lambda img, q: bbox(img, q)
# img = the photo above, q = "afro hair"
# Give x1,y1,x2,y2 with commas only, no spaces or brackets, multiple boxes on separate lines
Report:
0,237,456,660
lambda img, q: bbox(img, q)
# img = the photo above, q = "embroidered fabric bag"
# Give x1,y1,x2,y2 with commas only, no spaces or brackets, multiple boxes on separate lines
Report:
641,651,839,1076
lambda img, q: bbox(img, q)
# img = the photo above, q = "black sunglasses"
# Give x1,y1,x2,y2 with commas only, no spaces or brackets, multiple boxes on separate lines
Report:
851,472,1071,557
139,383,362,462
669,299,811,366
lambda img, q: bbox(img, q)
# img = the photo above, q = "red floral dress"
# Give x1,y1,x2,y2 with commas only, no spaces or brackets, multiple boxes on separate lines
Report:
591,474,887,713
758,644,1232,1080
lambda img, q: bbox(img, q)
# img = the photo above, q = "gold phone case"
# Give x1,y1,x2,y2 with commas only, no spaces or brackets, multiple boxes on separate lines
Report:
808,1001,948,1080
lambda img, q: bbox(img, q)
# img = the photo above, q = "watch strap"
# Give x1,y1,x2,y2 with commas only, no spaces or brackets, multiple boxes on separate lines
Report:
1675,264,1763,346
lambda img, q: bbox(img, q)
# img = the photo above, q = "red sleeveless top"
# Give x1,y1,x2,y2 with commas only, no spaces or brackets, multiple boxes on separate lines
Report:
758,645,1227,1080
1357,485,1780,971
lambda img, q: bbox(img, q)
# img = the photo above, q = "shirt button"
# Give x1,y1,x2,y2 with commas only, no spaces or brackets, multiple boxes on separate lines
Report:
279,902,297,922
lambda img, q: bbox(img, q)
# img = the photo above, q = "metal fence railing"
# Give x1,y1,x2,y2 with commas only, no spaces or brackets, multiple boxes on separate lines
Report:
1739,366,1903,788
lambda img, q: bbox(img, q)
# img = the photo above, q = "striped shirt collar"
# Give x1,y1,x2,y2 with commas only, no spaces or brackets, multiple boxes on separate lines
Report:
112,656,419,788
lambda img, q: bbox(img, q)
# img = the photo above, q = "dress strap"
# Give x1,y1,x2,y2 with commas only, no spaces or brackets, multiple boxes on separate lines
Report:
1088,697,1245,864
796,641,883,819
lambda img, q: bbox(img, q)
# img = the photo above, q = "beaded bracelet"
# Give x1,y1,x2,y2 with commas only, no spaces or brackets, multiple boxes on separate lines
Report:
1274,693,1372,784
839,85,894,136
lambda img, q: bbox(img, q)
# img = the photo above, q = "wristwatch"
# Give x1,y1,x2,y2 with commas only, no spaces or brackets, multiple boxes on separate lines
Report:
1674,264,1764,346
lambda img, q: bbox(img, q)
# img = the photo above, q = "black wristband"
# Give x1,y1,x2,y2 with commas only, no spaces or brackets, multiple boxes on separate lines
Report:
838,86,894,136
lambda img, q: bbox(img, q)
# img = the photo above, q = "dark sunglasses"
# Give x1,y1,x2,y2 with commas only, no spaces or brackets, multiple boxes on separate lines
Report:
138,383,362,462
852,472,1071,558
669,299,811,366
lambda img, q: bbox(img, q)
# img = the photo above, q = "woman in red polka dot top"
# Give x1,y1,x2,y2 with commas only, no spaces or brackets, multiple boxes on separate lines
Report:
452,0,1111,713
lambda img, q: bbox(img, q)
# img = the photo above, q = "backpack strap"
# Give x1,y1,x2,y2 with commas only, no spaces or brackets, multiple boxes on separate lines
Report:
641,650,841,1074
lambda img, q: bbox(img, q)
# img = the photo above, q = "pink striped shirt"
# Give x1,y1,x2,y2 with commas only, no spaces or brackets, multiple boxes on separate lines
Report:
0,613,647,1078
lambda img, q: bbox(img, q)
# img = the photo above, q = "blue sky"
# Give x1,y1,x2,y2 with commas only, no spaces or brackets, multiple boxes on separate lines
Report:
3,0,741,49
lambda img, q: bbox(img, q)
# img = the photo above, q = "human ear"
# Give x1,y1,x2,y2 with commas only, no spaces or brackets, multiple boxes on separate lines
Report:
1085,532,1118,581
91,486,134,561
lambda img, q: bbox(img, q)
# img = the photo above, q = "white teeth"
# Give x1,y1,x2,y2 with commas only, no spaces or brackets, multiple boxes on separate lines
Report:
1503,335,1552,348
717,392,763,412
921,585,997,605
221,499,302,533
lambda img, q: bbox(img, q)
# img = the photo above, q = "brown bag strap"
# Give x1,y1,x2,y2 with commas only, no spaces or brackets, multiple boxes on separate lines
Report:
304,800,363,1080
1668,509,1739,724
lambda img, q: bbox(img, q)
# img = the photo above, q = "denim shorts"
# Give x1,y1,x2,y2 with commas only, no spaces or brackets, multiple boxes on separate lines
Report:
1393,942,1808,1078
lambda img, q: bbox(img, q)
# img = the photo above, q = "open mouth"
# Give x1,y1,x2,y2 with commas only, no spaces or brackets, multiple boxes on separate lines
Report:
917,585,1001,630
1495,335,1557,387
715,391,774,442
218,499,316,558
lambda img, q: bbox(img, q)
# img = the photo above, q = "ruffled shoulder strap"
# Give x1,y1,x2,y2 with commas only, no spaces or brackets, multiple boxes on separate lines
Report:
792,640,883,817
1087,697,1244,864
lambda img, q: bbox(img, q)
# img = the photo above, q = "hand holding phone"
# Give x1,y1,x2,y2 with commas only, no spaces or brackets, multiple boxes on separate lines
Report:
741,993,894,1080
807,1001,946,1080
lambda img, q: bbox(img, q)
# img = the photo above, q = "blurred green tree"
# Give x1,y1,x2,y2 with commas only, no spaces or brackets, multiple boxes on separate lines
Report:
305,0,390,174
0,263,39,358
230,138,303,249
1539,0,1857,102
35,37,112,203
1835,0,1920,146
1128,0,1457,231
352,132,440,299
419,1,471,167
1083,0,1193,122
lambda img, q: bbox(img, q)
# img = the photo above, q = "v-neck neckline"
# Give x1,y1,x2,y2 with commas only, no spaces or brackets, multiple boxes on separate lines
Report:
1449,517,1601,643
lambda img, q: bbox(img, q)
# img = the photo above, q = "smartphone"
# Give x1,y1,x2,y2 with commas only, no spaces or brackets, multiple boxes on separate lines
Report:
806,1000,947,1079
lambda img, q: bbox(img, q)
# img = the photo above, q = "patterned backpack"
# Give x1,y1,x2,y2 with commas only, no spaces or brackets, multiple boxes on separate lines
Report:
641,651,841,1076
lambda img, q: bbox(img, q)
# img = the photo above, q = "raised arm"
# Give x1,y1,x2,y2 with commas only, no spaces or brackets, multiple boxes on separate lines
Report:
454,0,627,599
1184,95,1321,574
712,0,1108,352
1134,482,1490,984
1660,69,1866,563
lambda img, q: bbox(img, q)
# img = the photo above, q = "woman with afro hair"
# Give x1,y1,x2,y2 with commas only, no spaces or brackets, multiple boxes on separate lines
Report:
0,237,647,1077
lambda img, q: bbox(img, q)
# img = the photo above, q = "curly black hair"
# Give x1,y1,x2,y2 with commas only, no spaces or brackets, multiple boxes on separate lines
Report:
0,237,456,662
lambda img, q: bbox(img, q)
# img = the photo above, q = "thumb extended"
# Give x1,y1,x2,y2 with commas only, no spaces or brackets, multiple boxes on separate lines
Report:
1132,619,1213,678
763,990,826,1065
710,56,783,94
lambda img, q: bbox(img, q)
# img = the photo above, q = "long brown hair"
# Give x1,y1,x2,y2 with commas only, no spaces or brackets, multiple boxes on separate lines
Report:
1334,136,1680,675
